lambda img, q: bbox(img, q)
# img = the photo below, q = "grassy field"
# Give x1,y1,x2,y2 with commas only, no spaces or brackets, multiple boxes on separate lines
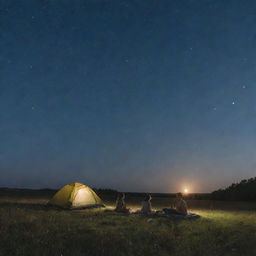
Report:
0,192,256,256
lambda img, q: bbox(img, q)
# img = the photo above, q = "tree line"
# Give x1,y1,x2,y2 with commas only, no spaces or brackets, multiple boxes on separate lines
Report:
211,177,256,201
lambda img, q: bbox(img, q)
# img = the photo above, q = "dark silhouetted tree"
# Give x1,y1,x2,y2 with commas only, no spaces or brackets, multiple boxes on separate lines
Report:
211,177,256,201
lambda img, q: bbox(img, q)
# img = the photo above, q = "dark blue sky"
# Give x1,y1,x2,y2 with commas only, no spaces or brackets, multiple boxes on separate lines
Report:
1,0,256,192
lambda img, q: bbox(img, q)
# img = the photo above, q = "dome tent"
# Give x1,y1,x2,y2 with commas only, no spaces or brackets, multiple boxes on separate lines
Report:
48,183,104,209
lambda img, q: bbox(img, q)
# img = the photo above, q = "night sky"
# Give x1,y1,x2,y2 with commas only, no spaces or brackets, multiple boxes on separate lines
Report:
1,0,256,193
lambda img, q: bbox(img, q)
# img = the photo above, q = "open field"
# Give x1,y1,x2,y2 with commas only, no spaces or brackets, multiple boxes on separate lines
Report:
0,191,256,256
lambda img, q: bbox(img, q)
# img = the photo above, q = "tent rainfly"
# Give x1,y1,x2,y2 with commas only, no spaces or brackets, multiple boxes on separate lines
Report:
48,182,104,209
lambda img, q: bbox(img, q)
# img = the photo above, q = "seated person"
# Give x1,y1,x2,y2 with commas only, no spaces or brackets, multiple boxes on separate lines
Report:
163,192,188,215
140,194,152,214
115,192,130,213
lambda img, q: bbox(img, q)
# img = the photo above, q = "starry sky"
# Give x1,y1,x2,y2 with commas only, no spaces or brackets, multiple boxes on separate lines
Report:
1,0,256,193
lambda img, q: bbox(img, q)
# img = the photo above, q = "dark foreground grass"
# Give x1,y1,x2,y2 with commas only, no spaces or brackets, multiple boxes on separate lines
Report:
0,197,256,256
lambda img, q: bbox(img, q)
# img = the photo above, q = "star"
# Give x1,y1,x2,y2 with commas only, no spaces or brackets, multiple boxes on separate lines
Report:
232,101,235,105
242,85,246,89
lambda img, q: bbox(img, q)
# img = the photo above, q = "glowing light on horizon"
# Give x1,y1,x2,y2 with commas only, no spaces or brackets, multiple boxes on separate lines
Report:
184,188,189,194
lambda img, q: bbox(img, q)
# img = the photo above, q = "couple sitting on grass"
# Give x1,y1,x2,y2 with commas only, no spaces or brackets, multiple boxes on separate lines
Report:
115,192,188,215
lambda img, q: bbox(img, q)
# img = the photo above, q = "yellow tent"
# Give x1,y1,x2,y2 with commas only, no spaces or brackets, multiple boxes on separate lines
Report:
48,182,104,209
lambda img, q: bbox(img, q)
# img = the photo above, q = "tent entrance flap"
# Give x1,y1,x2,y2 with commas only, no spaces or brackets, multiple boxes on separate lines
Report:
73,188,97,207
